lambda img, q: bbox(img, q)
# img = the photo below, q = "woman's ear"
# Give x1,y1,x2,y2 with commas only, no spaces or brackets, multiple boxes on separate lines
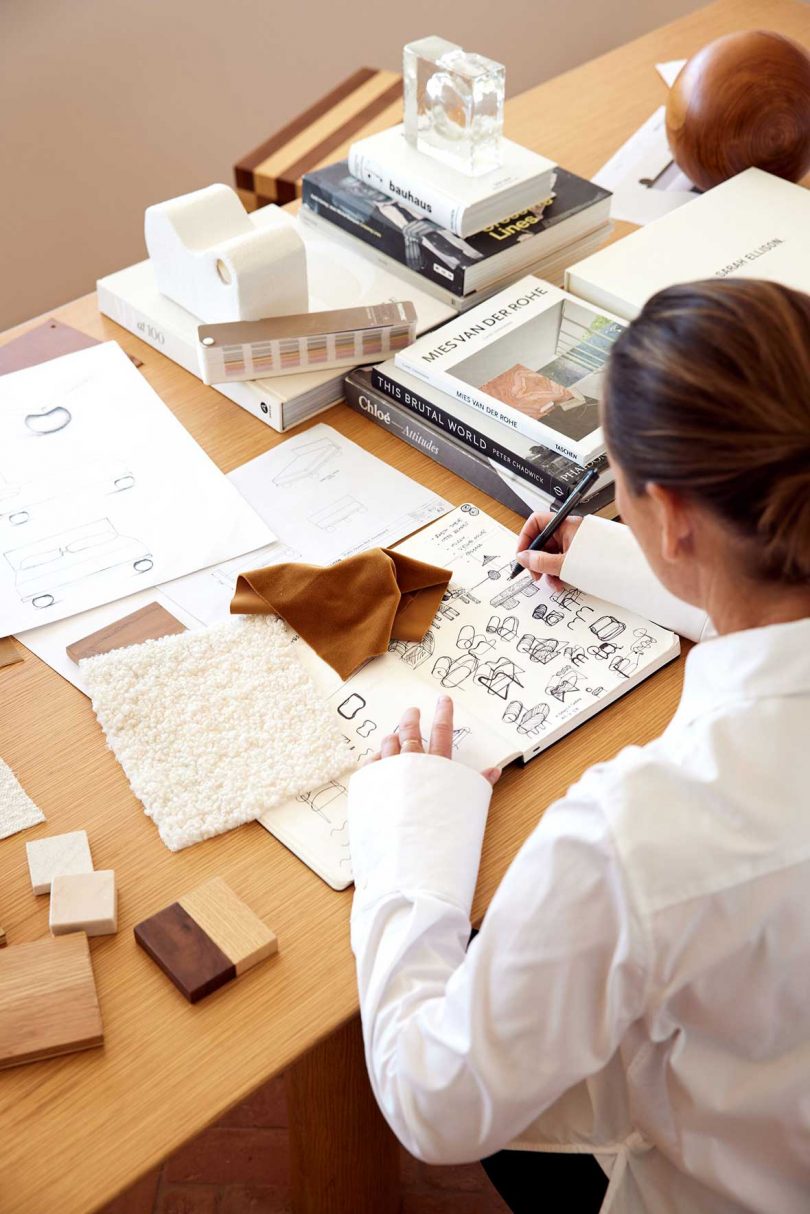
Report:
646,483,694,565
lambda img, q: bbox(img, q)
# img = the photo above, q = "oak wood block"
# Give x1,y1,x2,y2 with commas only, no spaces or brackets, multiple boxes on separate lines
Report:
0,637,23,669
0,934,103,1069
66,601,186,663
178,877,278,976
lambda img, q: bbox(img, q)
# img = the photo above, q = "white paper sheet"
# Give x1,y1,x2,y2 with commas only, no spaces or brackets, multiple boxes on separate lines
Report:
160,423,451,625
594,106,699,225
0,343,273,633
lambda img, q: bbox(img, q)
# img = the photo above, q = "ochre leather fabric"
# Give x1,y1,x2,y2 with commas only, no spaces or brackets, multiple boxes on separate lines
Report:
230,548,452,679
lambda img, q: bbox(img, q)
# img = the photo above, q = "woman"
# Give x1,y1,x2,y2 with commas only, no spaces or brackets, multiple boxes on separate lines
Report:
347,279,810,1214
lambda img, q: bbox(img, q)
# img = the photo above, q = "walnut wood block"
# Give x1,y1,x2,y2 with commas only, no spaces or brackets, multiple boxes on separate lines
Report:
178,877,278,976
135,903,237,1003
66,602,186,663
0,934,103,1070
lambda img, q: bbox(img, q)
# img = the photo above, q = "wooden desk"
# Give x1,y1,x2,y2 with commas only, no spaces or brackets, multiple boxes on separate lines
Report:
1,1,808,1210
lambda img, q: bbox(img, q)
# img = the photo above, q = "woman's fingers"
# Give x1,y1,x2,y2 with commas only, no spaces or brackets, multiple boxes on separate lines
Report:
429,695,454,759
515,548,565,578
396,706,424,755
515,511,549,554
482,766,502,786
380,733,401,759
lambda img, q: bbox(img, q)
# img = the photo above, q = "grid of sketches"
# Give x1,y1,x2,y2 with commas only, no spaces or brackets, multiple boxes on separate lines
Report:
374,506,678,757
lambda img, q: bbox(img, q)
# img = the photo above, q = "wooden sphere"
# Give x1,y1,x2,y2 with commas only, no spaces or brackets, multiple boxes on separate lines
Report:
666,30,810,191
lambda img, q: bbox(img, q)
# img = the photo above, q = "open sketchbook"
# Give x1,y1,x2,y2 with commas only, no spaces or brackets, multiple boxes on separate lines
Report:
258,505,680,890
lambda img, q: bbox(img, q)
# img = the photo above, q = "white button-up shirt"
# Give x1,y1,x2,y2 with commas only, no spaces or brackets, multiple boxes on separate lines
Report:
348,516,810,1214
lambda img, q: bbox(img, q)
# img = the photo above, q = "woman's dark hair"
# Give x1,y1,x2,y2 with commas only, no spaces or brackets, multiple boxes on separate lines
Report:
602,278,810,584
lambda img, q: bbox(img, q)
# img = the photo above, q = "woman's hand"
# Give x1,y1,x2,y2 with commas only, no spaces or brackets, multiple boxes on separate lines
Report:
363,695,501,785
515,510,584,580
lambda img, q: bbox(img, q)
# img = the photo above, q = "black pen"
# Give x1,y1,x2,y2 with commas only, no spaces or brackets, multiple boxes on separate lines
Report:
508,465,600,579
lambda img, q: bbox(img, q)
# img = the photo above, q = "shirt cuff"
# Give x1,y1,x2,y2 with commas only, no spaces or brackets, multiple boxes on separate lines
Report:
560,516,711,642
348,753,492,913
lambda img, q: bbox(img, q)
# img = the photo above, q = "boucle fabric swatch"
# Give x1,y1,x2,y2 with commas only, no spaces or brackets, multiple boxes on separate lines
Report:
0,759,46,840
81,616,354,851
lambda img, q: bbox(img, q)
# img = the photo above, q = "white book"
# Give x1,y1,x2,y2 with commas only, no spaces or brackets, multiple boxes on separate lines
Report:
97,213,455,432
394,275,626,464
348,124,556,238
565,167,810,320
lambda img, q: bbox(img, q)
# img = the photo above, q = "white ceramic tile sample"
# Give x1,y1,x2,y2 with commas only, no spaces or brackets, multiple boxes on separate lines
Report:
0,759,46,841
49,870,117,936
26,830,94,895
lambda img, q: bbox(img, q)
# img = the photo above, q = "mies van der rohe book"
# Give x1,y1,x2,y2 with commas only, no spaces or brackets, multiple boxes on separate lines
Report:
395,276,625,465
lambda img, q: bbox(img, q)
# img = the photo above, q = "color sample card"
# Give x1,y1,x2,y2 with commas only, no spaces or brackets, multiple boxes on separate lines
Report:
134,877,278,1003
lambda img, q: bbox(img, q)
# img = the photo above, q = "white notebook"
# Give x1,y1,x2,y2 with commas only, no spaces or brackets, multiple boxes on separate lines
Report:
260,505,679,890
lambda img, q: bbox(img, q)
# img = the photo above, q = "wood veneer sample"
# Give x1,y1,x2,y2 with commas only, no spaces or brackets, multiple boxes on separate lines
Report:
0,927,6,948
134,879,278,1003
0,637,23,669
66,602,186,663
0,933,104,1069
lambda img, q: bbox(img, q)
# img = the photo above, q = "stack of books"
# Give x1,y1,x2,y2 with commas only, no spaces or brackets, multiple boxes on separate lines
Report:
302,125,612,312
344,274,624,520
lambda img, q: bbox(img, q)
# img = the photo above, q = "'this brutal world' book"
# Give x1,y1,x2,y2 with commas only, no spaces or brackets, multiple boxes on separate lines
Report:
302,162,611,296
395,276,625,464
370,361,611,500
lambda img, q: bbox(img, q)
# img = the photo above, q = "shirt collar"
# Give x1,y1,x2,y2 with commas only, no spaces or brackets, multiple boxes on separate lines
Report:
672,616,810,728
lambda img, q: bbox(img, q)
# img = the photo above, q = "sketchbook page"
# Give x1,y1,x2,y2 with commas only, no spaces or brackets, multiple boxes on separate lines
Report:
389,505,679,763
159,423,452,625
593,107,698,226
0,342,273,634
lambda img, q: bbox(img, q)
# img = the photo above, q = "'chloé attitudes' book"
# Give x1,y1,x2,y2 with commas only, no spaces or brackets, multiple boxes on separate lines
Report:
395,276,625,464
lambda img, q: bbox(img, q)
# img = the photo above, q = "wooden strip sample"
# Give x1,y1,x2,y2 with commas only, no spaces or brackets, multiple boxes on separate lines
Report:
66,602,186,663
134,903,236,1003
275,79,403,204
235,67,377,184
253,72,401,199
179,877,278,976
0,933,103,1069
0,927,6,948
0,637,23,669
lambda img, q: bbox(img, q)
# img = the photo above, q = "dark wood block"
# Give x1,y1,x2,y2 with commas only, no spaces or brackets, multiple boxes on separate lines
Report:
134,903,236,1004
66,602,186,664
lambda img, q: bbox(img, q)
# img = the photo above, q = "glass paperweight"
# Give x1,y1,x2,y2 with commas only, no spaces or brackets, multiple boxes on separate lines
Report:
403,35,505,177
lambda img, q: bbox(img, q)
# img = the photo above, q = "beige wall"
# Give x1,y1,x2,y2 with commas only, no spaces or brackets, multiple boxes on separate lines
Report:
0,0,701,331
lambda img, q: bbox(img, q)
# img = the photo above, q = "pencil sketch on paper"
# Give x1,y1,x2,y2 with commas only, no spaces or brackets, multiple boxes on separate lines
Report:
4,518,153,609
271,437,338,487
309,495,366,533
0,457,135,527
25,404,73,434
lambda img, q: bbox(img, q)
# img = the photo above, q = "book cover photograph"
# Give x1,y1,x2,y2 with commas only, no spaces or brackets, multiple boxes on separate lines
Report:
397,278,624,463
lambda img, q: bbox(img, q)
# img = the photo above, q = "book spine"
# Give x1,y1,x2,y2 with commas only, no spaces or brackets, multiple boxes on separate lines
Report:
343,372,538,518
302,177,468,296
96,281,285,431
394,351,596,464
371,367,581,500
348,146,462,236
